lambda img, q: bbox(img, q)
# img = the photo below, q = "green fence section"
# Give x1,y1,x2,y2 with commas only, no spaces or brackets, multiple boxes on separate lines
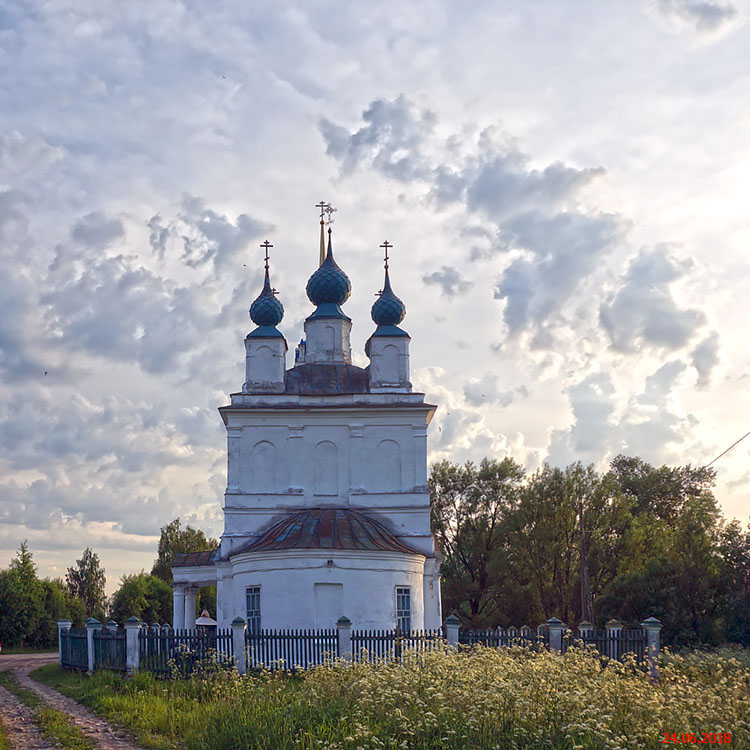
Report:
93,628,127,671
60,627,88,670
139,627,234,677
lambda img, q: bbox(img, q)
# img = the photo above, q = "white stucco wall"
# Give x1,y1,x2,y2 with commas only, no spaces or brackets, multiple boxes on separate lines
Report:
218,549,427,631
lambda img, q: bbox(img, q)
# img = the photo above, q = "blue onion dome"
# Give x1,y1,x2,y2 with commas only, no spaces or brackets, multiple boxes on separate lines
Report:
371,269,406,326
306,233,351,307
249,268,284,327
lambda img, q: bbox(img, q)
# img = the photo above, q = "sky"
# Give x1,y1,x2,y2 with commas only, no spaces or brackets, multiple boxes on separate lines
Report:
1,0,748,593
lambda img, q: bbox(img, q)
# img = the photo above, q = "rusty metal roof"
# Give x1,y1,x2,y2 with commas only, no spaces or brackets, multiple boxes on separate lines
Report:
172,549,217,567
233,508,419,555
284,363,370,395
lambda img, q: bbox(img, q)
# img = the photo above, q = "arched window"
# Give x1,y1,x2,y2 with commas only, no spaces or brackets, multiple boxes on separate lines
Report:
375,439,401,492
251,440,277,492
314,441,338,496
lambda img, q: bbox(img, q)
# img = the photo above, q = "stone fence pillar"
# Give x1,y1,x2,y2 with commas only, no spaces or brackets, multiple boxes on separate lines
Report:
85,618,102,674
232,617,247,675
641,617,663,681
606,618,623,660
124,616,141,674
56,620,72,666
444,614,461,646
547,617,566,653
337,616,352,661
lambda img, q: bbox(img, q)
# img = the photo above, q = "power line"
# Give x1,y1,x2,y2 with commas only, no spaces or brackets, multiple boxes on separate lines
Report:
706,429,750,468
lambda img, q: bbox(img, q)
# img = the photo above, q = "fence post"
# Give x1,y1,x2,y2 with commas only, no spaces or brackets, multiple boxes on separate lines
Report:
337,616,352,661
124,616,141,674
444,614,461,646
106,620,118,633
232,617,247,676
641,617,662,681
85,618,102,674
606,618,622,660
56,620,72,666
547,617,566,653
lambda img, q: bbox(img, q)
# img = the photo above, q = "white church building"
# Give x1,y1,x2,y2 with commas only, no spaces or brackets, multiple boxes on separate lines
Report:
171,214,441,633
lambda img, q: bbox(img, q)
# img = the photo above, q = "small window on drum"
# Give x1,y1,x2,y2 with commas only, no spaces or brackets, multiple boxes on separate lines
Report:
396,587,411,633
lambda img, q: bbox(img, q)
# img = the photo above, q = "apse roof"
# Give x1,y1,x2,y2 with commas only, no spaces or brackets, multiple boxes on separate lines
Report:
172,550,217,567
232,507,420,556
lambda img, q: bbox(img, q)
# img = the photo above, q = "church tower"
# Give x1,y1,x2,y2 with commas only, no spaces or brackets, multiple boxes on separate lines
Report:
172,208,441,633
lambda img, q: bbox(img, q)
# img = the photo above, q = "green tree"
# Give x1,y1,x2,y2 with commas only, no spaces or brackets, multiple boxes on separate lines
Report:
152,518,218,618
32,579,86,648
151,518,218,582
0,542,44,648
66,548,107,620
110,573,173,625
430,458,525,626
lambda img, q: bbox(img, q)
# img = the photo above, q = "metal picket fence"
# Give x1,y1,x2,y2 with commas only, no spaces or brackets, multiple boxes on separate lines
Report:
245,628,338,671
139,626,234,677
351,628,443,662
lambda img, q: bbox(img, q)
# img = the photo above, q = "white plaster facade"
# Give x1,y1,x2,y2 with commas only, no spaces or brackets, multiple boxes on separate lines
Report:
172,229,441,632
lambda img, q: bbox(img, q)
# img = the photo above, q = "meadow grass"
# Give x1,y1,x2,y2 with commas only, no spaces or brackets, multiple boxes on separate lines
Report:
32,646,750,750
0,669,95,750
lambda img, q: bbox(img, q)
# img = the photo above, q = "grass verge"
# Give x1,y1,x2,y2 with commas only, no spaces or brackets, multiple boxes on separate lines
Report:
0,718,10,750
29,647,750,750
0,669,95,750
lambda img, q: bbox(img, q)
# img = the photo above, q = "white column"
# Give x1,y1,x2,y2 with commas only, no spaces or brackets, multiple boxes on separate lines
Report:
184,587,197,630
173,585,185,630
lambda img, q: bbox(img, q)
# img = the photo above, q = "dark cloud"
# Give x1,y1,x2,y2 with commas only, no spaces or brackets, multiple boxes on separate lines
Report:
691,331,720,388
71,211,125,249
655,0,739,34
422,265,472,297
599,246,706,353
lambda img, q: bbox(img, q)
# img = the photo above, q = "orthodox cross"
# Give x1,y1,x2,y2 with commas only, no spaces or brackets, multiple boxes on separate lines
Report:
315,201,328,221
323,202,337,226
380,240,392,270
260,240,273,270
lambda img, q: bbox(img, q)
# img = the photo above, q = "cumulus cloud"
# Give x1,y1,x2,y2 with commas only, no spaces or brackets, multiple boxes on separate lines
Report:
599,246,706,353
652,0,741,36
148,197,271,274
463,373,515,407
547,373,617,466
320,95,436,181
494,211,626,336
72,211,125,249
321,97,631,345
691,331,720,388
422,265,472,297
